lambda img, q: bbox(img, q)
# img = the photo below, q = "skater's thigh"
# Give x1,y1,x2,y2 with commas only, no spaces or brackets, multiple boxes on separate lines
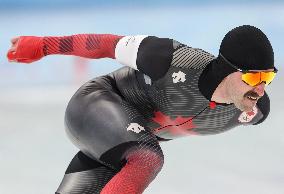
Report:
65,81,156,169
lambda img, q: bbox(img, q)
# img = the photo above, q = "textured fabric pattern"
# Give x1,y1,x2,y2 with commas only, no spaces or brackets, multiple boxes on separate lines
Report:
43,34,123,59
171,41,215,69
56,168,115,194
56,152,117,194
101,144,164,194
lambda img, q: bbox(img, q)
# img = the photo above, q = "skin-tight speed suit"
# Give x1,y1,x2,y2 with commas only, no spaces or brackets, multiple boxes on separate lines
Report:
13,34,270,194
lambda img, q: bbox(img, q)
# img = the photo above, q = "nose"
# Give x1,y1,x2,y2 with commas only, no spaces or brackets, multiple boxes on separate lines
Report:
254,82,265,97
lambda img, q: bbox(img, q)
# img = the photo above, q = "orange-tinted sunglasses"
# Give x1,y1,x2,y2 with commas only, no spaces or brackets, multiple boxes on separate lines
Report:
219,53,277,87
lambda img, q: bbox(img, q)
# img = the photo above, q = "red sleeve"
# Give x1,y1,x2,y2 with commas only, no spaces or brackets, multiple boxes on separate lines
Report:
7,34,123,63
43,34,123,59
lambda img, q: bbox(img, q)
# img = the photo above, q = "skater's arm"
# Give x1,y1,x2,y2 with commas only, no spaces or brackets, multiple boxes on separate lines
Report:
7,34,174,80
7,34,123,63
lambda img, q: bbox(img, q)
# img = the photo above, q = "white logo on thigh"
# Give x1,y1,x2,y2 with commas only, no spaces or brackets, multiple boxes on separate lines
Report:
238,106,258,123
127,123,145,133
172,71,186,83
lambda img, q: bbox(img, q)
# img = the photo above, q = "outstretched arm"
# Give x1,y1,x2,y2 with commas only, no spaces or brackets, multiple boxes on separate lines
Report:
7,34,174,80
7,34,123,63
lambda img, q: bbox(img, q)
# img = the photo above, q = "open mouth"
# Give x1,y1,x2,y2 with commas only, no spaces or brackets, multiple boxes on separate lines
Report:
247,96,258,101
245,91,260,102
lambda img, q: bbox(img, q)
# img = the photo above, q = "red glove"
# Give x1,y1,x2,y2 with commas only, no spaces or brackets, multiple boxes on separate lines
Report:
7,36,44,63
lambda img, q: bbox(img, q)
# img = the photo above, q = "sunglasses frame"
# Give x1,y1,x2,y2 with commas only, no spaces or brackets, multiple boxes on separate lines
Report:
219,53,278,86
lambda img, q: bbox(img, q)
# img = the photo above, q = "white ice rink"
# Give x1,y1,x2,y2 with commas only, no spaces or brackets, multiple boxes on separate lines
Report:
1,3,284,194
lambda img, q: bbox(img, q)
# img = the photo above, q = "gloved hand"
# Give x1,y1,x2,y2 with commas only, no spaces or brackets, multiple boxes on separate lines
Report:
7,36,44,63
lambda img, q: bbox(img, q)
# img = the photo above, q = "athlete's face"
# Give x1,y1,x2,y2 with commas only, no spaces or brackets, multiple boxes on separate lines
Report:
226,71,267,112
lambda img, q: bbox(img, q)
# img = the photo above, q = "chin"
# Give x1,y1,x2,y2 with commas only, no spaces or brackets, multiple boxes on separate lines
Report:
242,106,254,112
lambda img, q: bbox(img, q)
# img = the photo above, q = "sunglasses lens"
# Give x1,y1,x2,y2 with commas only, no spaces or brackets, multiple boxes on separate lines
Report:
242,71,277,86
261,71,276,85
242,72,261,86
